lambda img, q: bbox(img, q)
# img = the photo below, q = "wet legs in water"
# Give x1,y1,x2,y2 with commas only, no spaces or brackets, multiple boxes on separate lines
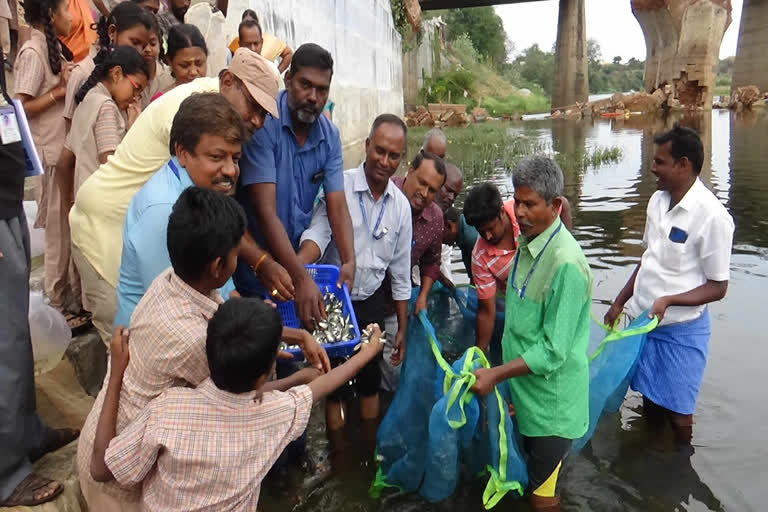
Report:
643,396,693,452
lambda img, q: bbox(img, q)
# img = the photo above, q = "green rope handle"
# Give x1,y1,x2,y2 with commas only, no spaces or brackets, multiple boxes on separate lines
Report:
588,312,658,362
417,311,521,507
369,463,404,499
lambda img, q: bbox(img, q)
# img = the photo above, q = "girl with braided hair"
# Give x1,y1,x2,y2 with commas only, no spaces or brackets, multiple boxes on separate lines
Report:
63,1,154,122
64,46,148,200
139,12,174,108
13,0,87,328
149,22,206,102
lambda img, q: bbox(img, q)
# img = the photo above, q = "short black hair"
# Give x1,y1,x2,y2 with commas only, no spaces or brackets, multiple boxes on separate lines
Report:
290,43,333,76
167,187,246,283
411,150,446,179
369,113,407,140
169,93,248,155
206,297,283,393
241,8,258,22
238,18,261,40
463,183,503,228
653,123,704,175
444,206,460,224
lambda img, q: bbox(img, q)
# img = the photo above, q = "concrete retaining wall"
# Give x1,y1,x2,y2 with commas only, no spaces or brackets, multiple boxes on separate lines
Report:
225,0,404,158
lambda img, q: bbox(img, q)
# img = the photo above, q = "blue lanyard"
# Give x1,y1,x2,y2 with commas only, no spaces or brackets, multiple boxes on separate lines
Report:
168,159,181,180
359,191,388,240
509,221,562,299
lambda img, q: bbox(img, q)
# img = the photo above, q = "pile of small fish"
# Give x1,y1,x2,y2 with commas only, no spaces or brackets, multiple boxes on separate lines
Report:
353,326,386,352
310,289,356,345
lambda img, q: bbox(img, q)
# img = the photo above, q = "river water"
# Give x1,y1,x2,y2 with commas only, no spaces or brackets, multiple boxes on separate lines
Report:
261,110,767,512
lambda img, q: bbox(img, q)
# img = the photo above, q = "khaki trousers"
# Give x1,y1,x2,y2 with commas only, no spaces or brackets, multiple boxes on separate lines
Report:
0,17,10,56
71,243,115,347
42,167,81,312
79,475,141,512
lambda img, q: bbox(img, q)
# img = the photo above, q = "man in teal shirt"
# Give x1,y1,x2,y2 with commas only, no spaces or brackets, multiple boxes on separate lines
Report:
471,156,591,512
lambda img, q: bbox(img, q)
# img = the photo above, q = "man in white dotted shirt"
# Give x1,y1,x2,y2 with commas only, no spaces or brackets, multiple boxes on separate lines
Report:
605,124,734,450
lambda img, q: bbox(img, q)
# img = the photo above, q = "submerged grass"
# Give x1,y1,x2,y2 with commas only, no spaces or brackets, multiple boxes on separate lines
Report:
407,123,624,187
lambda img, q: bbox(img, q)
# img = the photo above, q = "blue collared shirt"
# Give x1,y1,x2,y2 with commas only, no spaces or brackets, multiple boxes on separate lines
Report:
234,90,344,295
114,158,235,326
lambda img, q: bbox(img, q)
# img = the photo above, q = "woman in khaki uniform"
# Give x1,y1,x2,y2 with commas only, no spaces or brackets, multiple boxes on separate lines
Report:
13,0,89,328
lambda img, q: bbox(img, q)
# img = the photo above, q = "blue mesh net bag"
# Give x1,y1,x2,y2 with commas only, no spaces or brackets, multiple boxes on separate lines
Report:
371,287,527,508
574,311,658,451
372,285,657,506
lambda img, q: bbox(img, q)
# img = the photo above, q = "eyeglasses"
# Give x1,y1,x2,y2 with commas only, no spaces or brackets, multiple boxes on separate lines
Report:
126,75,139,90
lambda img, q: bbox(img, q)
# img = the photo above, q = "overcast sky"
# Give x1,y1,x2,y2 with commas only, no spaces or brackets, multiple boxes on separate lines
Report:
496,0,742,61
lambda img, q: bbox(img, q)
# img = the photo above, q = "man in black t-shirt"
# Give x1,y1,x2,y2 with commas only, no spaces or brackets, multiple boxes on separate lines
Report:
0,139,77,506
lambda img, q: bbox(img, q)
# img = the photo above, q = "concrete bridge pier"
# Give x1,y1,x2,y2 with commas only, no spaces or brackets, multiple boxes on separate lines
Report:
732,0,768,92
551,0,588,109
631,0,731,108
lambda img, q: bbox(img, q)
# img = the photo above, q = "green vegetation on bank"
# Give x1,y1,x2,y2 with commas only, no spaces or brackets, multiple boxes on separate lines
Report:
415,8,550,115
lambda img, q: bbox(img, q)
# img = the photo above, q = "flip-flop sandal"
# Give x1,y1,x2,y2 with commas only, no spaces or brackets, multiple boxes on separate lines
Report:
29,427,80,463
63,310,92,334
0,473,63,507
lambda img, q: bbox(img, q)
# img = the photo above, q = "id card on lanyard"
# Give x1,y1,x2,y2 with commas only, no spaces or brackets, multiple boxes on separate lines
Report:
359,192,388,240
0,101,43,176
509,222,562,300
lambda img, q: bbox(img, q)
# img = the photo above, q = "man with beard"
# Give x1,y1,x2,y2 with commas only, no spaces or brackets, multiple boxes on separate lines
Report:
157,0,189,36
236,43,355,330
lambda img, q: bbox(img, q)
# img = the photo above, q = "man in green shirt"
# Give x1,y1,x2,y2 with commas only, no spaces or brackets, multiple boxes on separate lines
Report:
470,156,591,512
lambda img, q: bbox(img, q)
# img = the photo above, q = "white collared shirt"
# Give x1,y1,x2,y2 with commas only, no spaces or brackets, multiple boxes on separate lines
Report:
300,163,413,302
628,178,734,325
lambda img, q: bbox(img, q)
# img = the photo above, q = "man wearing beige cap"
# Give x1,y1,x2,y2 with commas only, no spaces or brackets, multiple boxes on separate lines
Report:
235,43,355,330
69,49,293,348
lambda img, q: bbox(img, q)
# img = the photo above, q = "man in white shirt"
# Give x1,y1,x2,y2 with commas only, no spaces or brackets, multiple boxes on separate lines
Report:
605,124,734,450
298,114,412,430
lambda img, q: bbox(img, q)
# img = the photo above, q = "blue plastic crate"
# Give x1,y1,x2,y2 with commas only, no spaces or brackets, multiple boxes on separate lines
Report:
275,265,361,359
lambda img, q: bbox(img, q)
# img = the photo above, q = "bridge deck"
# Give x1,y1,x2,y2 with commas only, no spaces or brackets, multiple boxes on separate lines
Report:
419,0,544,10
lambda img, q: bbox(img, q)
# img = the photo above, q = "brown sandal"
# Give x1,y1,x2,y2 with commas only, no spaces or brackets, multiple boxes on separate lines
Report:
29,427,80,463
0,473,63,507
63,310,92,334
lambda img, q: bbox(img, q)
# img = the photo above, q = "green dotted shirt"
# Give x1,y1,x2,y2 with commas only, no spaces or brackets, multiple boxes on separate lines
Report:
502,218,592,439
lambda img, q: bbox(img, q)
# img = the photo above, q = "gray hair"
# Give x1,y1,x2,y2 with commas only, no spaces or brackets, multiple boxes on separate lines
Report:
511,155,564,203
422,128,447,149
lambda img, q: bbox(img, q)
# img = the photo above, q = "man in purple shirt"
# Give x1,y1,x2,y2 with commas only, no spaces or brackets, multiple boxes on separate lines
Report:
391,151,446,315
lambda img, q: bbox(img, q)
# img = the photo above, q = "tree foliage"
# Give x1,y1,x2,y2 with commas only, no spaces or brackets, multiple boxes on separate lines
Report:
506,40,646,96
440,7,508,69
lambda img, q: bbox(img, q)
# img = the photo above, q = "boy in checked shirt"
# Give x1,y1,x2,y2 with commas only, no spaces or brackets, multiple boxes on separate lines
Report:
90,298,384,512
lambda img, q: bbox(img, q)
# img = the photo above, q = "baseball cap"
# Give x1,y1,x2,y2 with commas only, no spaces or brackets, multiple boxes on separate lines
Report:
228,49,279,119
